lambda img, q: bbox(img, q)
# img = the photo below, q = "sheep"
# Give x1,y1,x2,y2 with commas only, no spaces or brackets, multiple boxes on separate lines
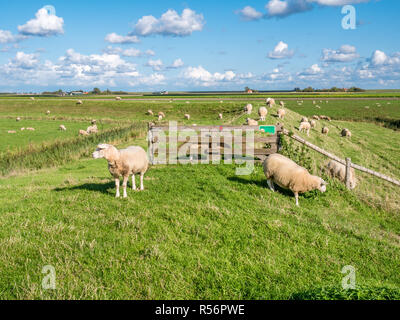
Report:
266,98,275,107
186,101,190,104
319,115,331,121
91,119,97,125
218,113,223,120
312,115,320,120
321,127,329,135
301,116,308,123
279,101,285,107
244,103,253,114
220,100,223,103
115,96,122,101
26,127,35,131
79,129,89,136
20,127,25,131
147,110,154,116
299,121,311,136
76,100,83,105
277,108,286,119
263,153,327,206
310,120,317,128
158,111,165,118
30,97,35,101
313,101,316,105
8,130,16,134
341,128,351,138
92,144,149,198
59,125,67,131
326,160,357,189
46,110,51,115
184,114,190,120
158,115,163,121
16,117,21,122
258,107,268,121
246,118,258,126
87,124,98,134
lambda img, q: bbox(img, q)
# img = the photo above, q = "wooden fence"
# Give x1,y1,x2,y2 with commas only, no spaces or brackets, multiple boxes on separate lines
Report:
148,123,283,165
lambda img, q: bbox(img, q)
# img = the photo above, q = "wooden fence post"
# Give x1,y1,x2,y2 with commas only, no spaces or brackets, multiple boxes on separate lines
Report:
345,157,352,190
147,122,154,165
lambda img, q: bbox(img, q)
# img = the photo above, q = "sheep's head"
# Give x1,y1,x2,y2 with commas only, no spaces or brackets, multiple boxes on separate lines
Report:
92,144,118,160
318,178,327,193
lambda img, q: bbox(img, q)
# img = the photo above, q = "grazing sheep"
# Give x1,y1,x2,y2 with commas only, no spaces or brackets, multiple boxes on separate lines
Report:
147,110,154,116
87,124,98,134
319,115,331,121
186,101,190,104
59,125,66,131
115,96,122,101
341,128,351,138
244,103,253,114
313,101,316,105
30,97,35,101
76,100,83,105
263,153,327,206
310,120,317,128
79,129,89,136
301,116,308,123
20,127,25,131
246,118,258,126
46,110,51,115
26,127,35,131
321,127,329,135
158,111,165,118
266,98,276,107
8,130,16,134
218,113,223,120
277,108,286,119
326,160,357,189
258,107,268,121
16,117,21,122
91,119,97,125
158,115,163,121
184,114,190,120
92,144,149,198
312,115,320,120
299,121,311,136
279,101,285,107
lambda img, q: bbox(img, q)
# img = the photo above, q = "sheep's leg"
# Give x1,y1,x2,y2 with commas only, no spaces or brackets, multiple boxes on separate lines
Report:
140,173,145,191
132,174,136,190
115,178,120,198
267,179,275,192
122,176,129,198
294,192,299,206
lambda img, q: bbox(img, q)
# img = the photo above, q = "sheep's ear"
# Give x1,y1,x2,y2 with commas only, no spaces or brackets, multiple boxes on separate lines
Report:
97,143,109,149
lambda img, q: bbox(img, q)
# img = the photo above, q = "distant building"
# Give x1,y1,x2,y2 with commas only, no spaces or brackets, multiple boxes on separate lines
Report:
247,89,253,94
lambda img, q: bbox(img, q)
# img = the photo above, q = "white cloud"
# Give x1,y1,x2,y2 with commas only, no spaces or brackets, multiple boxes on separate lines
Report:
134,8,205,36
0,30,25,44
103,46,154,57
169,58,184,69
146,59,163,71
11,52,39,69
18,8,64,36
321,44,359,62
268,41,294,59
145,49,156,56
183,66,238,86
105,32,140,44
237,6,264,21
264,0,371,18
129,73,166,86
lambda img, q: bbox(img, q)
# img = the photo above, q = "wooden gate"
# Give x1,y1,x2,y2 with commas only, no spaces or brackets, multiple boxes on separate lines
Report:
147,123,283,165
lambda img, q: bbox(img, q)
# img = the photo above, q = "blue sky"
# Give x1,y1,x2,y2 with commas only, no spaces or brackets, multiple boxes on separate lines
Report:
0,0,399,92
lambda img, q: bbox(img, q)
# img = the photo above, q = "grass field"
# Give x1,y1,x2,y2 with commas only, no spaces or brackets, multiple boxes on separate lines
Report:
0,96,399,299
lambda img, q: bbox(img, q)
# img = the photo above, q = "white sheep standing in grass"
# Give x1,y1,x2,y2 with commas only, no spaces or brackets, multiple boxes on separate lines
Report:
16,117,21,122
299,121,311,136
87,124,98,134
158,111,165,118
115,96,122,101
26,127,35,131
59,125,66,131
184,114,190,120
341,128,351,138
322,127,329,135
147,110,154,116
218,113,223,120
326,160,357,189
246,118,258,126
258,107,268,121
8,130,16,134
266,98,276,107
263,153,327,206
310,120,317,128
20,127,25,131
46,110,51,115
92,144,149,198
301,116,308,123
30,97,35,101
277,108,286,119
77,100,83,105
244,103,253,114
79,129,89,136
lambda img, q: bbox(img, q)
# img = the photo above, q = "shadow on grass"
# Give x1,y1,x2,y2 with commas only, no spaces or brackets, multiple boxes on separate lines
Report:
53,181,114,195
227,176,294,197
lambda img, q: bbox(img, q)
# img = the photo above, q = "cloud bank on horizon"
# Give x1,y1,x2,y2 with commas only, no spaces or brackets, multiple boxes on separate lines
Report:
0,0,398,91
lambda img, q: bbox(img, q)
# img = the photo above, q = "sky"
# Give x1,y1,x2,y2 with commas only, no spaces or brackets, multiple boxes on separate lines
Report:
0,0,399,92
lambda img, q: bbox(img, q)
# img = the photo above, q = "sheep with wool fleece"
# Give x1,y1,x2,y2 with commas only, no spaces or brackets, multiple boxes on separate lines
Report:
244,103,253,114
92,144,149,198
326,160,357,189
258,107,268,121
263,153,327,206
299,121,311,136
277,108,286,119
